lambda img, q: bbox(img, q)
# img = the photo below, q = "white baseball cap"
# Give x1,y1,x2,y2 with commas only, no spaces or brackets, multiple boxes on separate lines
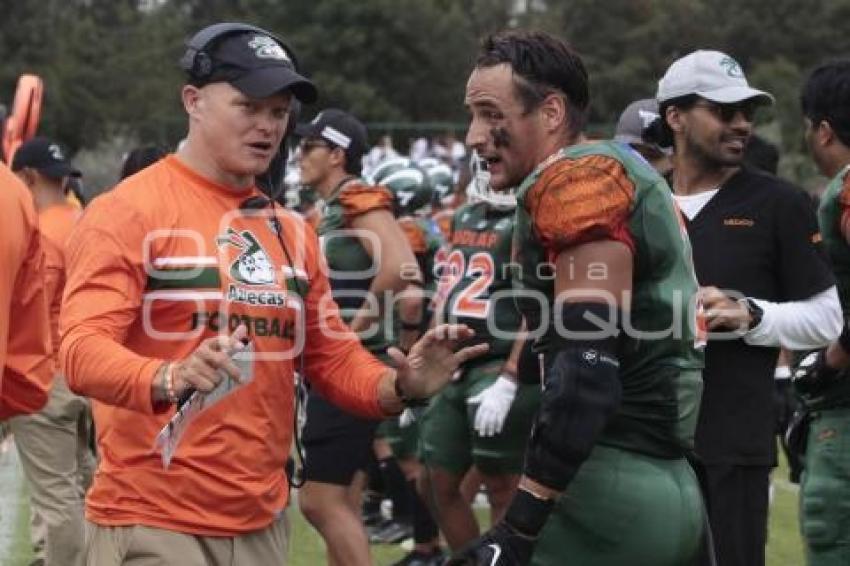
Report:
657,50,774,105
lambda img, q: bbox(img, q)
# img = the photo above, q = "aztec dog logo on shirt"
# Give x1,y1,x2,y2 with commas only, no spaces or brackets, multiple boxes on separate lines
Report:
216,228,297,309
216,228,275,286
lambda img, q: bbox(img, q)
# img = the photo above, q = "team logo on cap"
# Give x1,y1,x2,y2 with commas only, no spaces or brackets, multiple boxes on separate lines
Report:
638,109,659,129
49,144,64,160
248,35,290,63
719,56,744,78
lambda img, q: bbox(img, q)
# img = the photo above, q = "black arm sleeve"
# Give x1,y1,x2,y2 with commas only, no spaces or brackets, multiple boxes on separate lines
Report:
523,302,622,491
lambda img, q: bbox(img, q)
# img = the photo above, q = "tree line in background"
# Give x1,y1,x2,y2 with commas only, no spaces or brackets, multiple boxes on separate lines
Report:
2,0,849,190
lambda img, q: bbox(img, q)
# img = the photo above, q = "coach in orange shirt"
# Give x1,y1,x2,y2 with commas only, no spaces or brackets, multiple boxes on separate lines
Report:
59,23,484,565
0,161,54,419
10,137,94,566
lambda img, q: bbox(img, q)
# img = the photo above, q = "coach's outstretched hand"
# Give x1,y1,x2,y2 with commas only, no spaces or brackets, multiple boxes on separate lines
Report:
389,324,488,401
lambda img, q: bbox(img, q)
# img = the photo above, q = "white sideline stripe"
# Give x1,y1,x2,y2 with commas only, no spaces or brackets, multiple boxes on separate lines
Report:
144,291,224,301
152,257,218,267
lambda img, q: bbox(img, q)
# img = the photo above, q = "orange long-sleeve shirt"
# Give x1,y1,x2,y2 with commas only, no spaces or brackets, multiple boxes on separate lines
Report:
0,163,54,419
60,155,391,535
39,203,80,357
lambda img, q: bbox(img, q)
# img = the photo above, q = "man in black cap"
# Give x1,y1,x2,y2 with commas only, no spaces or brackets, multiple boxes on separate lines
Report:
12,136,81,182
9,136,93,566
60,23,484,565
295,108,424,566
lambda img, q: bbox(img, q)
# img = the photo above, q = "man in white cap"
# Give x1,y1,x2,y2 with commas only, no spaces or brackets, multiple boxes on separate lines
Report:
657,50,842,566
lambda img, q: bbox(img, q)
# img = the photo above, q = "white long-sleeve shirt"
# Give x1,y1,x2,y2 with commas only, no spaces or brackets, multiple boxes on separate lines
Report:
745,286,842,350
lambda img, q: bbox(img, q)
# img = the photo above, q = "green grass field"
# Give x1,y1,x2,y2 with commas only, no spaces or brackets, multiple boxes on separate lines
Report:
2,460,805,565
290,466,806,566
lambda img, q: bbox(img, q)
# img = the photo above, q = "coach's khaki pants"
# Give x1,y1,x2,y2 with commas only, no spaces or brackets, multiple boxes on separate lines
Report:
85,514,289,566
10,376,95,566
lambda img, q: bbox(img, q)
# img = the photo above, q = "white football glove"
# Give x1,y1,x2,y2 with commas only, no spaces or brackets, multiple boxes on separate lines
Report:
467,375,518,437
399,407,417,428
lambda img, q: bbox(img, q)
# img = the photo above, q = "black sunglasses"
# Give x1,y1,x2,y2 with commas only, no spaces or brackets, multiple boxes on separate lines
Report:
693,100,759,123
299,139,335,153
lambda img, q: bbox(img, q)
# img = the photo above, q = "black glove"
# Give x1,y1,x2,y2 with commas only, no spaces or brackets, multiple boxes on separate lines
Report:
445,521,536,566
784,405,811,484
447,489,554,566
792,349,841,397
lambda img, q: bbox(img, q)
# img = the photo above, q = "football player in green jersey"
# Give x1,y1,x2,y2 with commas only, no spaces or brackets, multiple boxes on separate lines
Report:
295,108,421,566
372,162,447,564
447,30,705,566
373,163,445,309
418,153,540,552
797,59,850,566
372,163,445,340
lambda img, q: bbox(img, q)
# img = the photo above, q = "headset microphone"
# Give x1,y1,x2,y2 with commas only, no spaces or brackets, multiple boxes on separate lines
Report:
174,194,286,412
236,192,309,488
240,195,272,210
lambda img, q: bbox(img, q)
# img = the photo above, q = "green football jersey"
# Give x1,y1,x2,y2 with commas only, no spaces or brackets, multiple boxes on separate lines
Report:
814,165,850,408
318,179,393,353
819,166,850,314
433,201,522,361
513,140,704,457
389,215,445,340
399,215,445,290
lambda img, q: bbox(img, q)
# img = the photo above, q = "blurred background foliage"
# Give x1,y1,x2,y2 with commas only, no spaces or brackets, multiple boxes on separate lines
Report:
2,0,847,191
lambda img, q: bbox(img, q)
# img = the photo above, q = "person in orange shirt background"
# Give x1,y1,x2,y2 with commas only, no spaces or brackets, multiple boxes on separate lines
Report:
0,159,56,515
59,22,485,565
9,137,94,566
0,161,54,418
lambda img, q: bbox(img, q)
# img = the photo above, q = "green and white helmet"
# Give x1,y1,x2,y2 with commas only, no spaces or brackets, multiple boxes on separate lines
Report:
366,157,410,185
416,157,441,170
466,151,516,210
373,164,434,217
424,163,454,201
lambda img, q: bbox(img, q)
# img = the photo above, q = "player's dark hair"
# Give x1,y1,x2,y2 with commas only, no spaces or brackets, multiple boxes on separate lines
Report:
340,145,363,176
801,60,850,147
476,30,589,137
645,94,700,149
120,146,166,180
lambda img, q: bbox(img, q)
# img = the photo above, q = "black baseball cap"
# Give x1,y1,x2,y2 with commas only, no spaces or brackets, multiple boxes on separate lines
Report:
295,109,368,164
11,137,81,179
199,32,317,103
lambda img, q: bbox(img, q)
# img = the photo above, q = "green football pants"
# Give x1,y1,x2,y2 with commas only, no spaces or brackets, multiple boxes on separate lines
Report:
800,407,850,566
531,444,704,566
